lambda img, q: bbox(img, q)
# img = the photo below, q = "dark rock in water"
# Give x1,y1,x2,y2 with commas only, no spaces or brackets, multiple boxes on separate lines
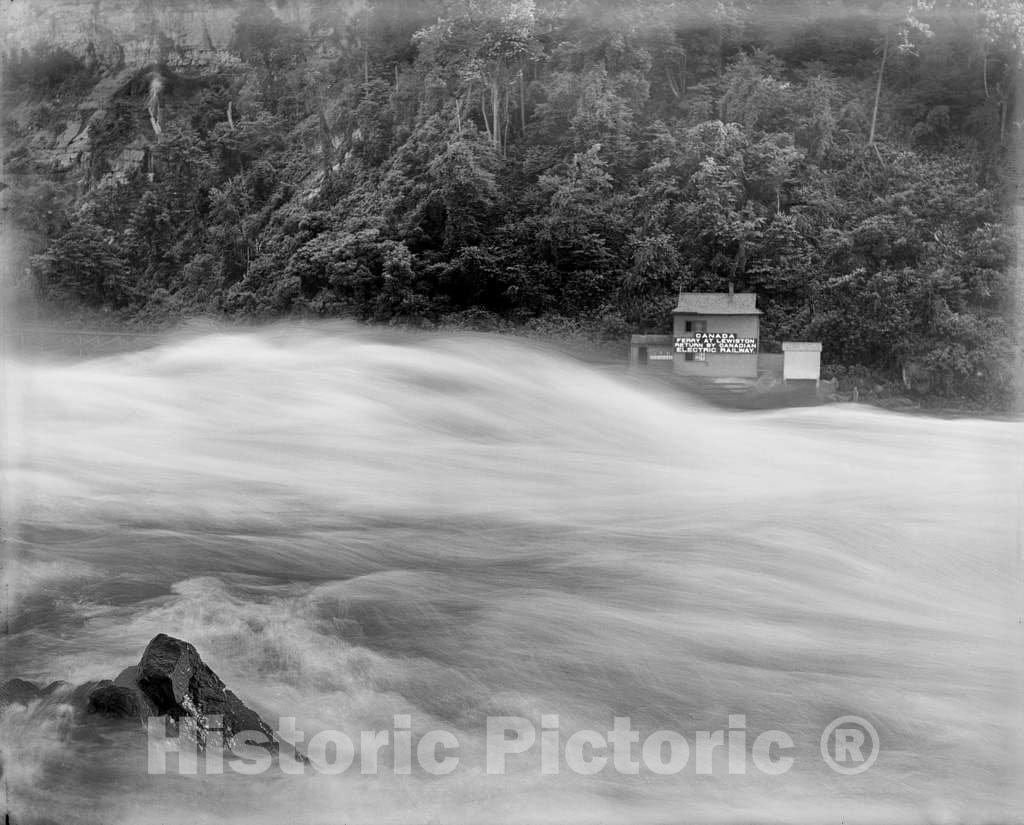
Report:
0,678,42,709
82,665,156,723
112,664,142,690
2,634,298,760
40,680,70,697
69,680,99,710
136,633,282,754
86,681,149,720
0,679,66,712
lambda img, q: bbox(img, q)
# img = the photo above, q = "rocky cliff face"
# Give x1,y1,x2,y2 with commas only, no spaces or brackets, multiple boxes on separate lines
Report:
1,0,354,189
1,0,322,70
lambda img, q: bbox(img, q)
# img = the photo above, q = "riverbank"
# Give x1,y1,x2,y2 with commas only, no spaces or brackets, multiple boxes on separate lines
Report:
2,310,1017,417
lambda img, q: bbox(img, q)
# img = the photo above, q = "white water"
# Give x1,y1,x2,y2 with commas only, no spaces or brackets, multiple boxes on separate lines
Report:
0,323,1021,825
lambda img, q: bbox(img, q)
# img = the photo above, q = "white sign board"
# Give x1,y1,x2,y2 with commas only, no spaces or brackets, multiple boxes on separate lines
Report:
675,332,757,355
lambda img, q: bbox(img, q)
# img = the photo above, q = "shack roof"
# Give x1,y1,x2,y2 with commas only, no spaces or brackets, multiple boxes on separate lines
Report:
672,292,762,315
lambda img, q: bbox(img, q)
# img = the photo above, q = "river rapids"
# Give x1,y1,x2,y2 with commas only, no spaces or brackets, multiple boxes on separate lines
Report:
0,324,1020,825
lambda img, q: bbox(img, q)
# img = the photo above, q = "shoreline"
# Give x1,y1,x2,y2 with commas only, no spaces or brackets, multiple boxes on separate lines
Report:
2,313,1017,419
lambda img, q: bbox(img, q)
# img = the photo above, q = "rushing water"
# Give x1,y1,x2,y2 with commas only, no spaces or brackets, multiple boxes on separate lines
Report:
0,323,1020,825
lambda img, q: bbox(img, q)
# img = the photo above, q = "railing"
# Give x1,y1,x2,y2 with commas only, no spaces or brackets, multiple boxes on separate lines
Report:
1,327,162,356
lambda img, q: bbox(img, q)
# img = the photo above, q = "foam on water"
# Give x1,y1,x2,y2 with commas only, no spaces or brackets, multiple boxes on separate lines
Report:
0,323,1020,824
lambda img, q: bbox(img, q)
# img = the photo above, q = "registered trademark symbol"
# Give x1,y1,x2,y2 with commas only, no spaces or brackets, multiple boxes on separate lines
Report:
820,715,880,775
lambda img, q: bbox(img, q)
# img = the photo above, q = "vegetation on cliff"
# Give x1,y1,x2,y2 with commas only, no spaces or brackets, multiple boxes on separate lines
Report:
2,0,1021,406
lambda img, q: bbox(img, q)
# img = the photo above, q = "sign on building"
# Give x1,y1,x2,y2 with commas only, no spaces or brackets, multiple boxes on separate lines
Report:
675,332,758,355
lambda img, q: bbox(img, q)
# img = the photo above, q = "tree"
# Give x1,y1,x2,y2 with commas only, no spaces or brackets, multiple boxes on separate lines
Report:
230,1,309,116
31,221,132,308
849,0,937,158
414,0,539,154
427,136,502,252
956,0,1024,143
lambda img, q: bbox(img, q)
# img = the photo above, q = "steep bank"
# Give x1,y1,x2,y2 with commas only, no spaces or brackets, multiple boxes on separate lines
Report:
1,0,1020,408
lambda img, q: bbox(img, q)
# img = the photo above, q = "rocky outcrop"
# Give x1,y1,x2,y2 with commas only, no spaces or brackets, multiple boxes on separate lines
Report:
1,633,288,756
85,675,153,722
0,0,352,190
0,678,44,709
2,0,241,71
135,633,279,751
0,678,67,711
0,0,331,71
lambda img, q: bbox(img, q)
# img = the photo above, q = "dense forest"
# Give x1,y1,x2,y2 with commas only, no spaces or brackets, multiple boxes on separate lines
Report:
2,0,1021,406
